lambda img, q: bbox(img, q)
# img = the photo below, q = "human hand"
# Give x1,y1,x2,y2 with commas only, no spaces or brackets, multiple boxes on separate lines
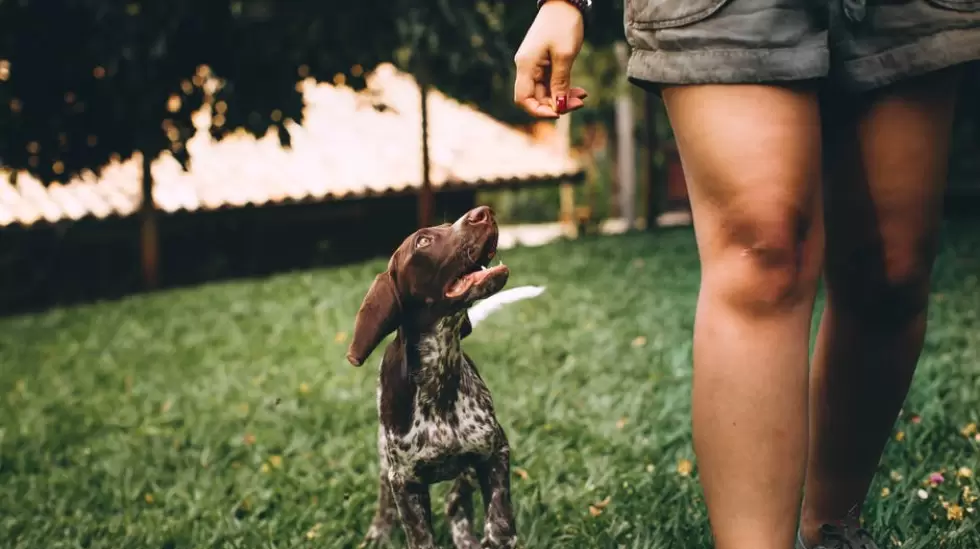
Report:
513,0,589,118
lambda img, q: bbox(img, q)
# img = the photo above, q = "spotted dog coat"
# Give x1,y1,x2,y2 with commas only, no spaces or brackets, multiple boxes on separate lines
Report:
346,206,517,549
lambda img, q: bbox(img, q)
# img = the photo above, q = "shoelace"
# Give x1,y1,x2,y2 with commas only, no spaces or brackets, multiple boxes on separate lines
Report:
814,523,880,549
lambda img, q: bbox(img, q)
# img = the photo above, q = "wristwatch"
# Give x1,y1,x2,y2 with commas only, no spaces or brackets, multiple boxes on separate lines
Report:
536,0,594,27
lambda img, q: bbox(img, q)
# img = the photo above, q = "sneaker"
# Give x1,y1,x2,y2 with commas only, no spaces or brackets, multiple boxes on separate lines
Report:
795,523,881,549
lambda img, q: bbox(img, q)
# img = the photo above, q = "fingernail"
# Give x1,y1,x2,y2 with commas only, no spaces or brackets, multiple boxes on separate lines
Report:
556,96,567,114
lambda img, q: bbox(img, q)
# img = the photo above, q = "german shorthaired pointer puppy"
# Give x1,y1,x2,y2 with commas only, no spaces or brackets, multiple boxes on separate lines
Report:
346,206,521,549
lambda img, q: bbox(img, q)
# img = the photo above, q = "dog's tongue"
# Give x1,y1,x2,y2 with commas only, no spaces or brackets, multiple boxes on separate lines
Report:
446,265,505,297
447,277,471,297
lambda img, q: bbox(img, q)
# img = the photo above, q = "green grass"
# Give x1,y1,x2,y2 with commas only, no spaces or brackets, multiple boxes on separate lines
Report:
2,222,979,549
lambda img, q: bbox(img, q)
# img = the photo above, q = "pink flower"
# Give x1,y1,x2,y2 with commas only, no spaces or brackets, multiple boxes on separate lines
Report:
929,472,945,486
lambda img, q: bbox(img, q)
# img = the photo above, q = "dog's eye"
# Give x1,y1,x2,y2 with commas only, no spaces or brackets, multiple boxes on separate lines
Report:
415,235,432,249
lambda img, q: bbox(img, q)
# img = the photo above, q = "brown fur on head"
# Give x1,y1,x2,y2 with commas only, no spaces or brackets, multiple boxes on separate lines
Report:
346,206,509,367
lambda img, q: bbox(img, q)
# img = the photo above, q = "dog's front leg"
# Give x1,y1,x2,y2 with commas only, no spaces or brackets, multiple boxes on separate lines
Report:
477,446,517,549
388,473,438,549
361,465,398,547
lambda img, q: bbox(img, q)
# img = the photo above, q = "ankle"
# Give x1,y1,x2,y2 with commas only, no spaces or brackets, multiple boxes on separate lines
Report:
797,522,821,549
798,505,863,547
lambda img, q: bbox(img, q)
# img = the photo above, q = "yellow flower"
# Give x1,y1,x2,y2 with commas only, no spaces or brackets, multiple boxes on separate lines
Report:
677,459,693,477
957,467,973,479
963,486,978,505
269,455,283,469
144,493,154,504
299,382,310,395
961,423,977,438
588,496,611,517
890,470,904,482
894,431,905,442
260,463,271,474
946,503,965,521
880,487,891,498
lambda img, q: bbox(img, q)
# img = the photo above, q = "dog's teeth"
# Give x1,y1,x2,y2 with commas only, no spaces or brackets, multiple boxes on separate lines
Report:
480,265,487,271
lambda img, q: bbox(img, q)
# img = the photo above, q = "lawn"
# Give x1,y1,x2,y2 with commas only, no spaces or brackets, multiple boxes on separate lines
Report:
1,222,979,549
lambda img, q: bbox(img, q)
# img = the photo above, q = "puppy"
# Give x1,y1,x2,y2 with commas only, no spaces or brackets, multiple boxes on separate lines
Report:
347,206,518,549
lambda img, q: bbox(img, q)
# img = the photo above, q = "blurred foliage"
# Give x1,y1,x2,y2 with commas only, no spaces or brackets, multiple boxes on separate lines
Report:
569,42,630,125
949,64,980,190
0,0,624,185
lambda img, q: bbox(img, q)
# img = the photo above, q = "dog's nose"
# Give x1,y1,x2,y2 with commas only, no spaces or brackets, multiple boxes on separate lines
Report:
466,206,493,225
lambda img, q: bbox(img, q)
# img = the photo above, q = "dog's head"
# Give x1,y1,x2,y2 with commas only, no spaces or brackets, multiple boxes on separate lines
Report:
346,206,509,366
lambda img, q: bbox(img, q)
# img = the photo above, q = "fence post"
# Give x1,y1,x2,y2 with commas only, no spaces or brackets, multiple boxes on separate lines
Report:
139,152,159,289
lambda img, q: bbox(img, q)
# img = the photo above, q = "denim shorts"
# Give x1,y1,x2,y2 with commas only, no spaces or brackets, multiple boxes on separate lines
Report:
625,0,980,92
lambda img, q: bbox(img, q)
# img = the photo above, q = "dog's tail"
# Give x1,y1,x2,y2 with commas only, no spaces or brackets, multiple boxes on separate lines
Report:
467,285,546,329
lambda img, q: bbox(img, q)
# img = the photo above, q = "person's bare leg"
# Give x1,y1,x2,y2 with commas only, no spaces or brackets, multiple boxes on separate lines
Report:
662,83,824,549
799,68,963,544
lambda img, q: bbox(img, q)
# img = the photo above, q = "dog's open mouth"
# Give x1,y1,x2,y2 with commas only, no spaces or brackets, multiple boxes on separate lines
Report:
445,237,506,298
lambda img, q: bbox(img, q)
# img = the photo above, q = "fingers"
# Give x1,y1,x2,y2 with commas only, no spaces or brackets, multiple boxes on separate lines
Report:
520,97,560,119
548,50,575,114
513,51,587,117
563,97,586,113
534,79,556,116
515,77,558,118
514,54,559,119
561,86,587,113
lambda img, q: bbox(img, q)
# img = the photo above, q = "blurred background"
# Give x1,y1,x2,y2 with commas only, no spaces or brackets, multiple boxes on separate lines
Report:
1,2,978,548
0,1,978,313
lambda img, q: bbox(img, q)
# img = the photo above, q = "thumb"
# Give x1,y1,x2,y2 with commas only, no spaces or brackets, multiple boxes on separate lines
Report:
549,51,574,114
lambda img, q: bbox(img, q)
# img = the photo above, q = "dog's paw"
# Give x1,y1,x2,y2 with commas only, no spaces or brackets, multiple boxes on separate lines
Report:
450,529,481,549
480,533,518,549
359,526,393,548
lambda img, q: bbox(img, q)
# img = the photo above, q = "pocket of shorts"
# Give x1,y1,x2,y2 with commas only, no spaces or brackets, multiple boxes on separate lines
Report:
626,0,732,30
925,0,980,12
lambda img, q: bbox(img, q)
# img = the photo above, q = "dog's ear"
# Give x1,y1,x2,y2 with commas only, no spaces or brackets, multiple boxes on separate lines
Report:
460,313,473,340
347,273,400,367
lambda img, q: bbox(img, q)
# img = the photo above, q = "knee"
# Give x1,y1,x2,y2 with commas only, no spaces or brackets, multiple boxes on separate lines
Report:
704,206,821,316
827,237,934,323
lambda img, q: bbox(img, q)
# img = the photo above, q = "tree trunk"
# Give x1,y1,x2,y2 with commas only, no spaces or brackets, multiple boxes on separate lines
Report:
418,70,433,228
140,152,159,289
614,42,636,230
556,115,576,226
608,114,620,219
